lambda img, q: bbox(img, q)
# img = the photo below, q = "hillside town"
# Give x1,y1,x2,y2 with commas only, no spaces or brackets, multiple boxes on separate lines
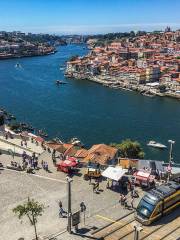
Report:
66,28,180,99
0,31,59,59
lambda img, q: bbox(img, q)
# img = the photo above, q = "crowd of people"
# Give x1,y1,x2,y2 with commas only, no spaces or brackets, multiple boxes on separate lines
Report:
21,151,49,173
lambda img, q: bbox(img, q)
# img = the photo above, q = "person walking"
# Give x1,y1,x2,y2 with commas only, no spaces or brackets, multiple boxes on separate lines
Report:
131,197,134,209
89,176,92,185
41,160,44,168
43,162,48,171
96,181,99,192
59,200,63,208
24,141,27,148
119,194,123,205
58,201,66,218
123,195,127,209
93,183,96,193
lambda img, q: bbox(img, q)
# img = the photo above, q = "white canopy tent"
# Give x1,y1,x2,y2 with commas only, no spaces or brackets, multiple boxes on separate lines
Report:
102,166,126,181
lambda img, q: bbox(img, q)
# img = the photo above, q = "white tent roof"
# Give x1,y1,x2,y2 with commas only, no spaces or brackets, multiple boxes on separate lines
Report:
102,166,126,181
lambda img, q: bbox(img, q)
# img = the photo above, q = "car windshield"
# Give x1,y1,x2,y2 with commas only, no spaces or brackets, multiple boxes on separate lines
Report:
137,199,155,218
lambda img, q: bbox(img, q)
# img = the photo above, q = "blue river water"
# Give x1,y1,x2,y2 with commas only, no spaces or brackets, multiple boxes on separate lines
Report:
0,44,180,163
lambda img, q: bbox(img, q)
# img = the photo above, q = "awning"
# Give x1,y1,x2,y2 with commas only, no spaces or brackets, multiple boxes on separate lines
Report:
102,166,126,181
134,171,155,182
57,160,78,167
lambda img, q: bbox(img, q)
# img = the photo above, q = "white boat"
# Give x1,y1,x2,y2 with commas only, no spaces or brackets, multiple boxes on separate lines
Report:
70,137,83,146
15,63,21,68
147,141,167,149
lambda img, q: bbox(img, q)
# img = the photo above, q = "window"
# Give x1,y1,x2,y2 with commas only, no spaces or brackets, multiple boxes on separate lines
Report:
164,194,180,209
137,199,155,218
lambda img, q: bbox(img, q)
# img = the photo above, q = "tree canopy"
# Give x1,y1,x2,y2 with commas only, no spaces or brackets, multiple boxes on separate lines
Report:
13,198,45,240
111,139,145,159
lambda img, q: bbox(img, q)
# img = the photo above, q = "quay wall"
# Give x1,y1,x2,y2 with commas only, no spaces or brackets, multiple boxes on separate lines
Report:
65,71,180,100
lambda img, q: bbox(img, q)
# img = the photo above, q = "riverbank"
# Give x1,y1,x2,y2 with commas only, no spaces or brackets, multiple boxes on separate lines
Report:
65,71,180,100
0,49,57,60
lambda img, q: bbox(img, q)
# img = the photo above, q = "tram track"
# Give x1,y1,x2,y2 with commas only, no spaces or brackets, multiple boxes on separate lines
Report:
93,209,180,240
93,211,135,239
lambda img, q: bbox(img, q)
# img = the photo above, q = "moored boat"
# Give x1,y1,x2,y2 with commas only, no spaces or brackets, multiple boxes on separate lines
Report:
70,137,83,146
55,80,67,85
147,140,167,149
15,62,21,68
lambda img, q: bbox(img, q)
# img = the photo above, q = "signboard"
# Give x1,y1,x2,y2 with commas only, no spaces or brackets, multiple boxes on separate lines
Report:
72,211,80,226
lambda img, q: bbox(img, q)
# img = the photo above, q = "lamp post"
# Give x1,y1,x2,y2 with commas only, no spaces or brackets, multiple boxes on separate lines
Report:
66,176,73,234
134,225,143,240
167,140,175,181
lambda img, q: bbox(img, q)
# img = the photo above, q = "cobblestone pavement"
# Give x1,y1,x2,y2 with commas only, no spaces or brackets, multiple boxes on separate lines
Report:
0,153,144,240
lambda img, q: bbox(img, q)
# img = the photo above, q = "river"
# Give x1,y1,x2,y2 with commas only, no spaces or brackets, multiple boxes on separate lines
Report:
0,44,179,163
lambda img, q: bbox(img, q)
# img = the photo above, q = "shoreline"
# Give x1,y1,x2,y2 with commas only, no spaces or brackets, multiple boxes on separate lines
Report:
65,72,180,100
0,50,57,60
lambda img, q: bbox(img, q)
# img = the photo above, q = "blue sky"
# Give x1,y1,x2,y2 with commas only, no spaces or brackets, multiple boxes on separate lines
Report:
0,0,180,34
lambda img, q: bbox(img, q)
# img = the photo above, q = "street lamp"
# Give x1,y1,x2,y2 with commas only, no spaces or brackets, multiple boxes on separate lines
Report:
167,140,175,181
66,176,73,234
168,140,175,165
134,225,143,240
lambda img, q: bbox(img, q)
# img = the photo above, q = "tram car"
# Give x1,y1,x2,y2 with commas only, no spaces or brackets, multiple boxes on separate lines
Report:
135,181,180,225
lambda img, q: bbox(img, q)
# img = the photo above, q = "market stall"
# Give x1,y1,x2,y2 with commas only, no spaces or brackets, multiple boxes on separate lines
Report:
102,166,127,191
133,170,155,188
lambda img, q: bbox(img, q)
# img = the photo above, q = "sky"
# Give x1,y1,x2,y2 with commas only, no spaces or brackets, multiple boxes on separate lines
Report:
0,0,180,35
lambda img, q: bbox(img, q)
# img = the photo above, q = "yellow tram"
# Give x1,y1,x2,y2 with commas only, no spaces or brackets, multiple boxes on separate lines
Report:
135,181,180,225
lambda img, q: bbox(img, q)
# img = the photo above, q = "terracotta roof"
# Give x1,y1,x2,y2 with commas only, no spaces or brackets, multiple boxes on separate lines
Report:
46,142,65,152
83,144,118,165
74,149,88,158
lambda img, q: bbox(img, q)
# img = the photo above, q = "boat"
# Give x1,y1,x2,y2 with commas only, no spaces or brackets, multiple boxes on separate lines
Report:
147,140,167,149
59,67,65,71
38,129,48,138
142,92,155,97
70,137,83,146
55,80,67,85
15,63,21,68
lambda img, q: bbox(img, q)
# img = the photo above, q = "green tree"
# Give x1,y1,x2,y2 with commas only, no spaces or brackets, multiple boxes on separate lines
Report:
13,198,45,240
111,139,145,159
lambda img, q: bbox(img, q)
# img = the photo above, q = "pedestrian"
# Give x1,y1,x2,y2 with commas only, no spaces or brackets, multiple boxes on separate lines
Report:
21,141,23,147
41,160,44,168
59,206,64,218
119,194,123,205
43,161,46,170
33,160,36,169
124,199,128,209
89,176,92,185
43,162,48,171
131,197,134,209
32,152,36,160
96,181,99,191
93,183,96,193
58,200,63,208
24,141,27,148
122,195,127,209
106,180,110,189
58,201,66,218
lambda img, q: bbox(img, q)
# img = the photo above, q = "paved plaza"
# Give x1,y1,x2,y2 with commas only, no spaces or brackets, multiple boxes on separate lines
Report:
0,153,143,240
